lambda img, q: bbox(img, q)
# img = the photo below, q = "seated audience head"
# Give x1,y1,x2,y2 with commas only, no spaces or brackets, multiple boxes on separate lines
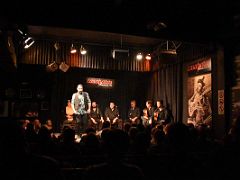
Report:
124,122,131,133
62,127,76,144
102,121,110,129
102,128,129,158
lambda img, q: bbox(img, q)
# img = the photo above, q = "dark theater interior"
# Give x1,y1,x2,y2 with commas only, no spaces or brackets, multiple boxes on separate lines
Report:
1,0,240,179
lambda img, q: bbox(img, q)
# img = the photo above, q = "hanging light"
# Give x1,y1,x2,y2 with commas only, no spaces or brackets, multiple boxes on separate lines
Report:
59,61,70,72
18,29,35,49
23,37,35,49
80,45,87,55
145,54,151,60
70,44,77,54
136,53,143,60
46,61,58,72
54,42,60,51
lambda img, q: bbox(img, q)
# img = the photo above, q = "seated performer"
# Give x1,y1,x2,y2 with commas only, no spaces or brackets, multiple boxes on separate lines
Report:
141,108,149,127
89,101,104,131
104,101,121,128
62,100,76,131
66,100,74,121
154,100,169,126
128,100,140,126
141,100,155,127
155,100,173,126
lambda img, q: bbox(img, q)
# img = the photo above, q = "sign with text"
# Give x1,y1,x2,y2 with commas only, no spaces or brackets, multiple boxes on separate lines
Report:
187,58,211,76
86,77,114,88
218,90,224,115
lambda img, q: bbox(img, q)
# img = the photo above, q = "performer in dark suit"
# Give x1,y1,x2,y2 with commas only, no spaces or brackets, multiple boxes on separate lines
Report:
89,101,104,131
154,100,168,126
142,100,155,127
128,100,140,126
71,84,91,134
104,101,120,128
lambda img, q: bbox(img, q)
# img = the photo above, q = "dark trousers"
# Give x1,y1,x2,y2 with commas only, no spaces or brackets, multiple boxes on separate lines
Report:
110,119,123,129
74,114,88,134
89,119,102,131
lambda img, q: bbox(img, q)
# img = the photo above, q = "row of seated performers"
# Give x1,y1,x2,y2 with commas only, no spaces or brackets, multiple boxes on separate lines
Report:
64,99,174,133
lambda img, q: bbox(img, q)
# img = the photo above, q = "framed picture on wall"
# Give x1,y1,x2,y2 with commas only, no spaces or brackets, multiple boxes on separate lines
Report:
187,73,212,127
0,100,8,117
41,101,49,110
20,89,32,99
11,101,39,118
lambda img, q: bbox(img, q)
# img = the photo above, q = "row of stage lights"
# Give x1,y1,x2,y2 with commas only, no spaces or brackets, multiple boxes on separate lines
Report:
70,43,151,61
136,53,151,61
47,42,152,73
70,44,87,55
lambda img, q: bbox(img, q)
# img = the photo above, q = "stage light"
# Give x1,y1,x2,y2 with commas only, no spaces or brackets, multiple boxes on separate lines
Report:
23,37,35,49
70,44,77,54
80,45,87,55
18,29,35,49
46,61,58,72
136,53,143,60
18,29,27,36
160,49,177,55
54,42,60,51
112,50,116,59
112,49,129,59
145,54,151,60
59,61,70,72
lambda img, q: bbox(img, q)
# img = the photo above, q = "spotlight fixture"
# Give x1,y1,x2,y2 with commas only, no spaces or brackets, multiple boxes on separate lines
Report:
18,29,27,36
23,37,35,49
147,21,167,32
70,44,77,54
112,50,116,59
80,45,87,55
59,61,70,72
136,53,143,60
154,40,181,56
54,42,60,51
112,48,129,59
46,61,58,72
145,54,151,60
46,61,70,72
18,29,35,49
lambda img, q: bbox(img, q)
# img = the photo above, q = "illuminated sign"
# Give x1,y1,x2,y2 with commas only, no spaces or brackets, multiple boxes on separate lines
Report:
187,58,211,76
86,77,114,88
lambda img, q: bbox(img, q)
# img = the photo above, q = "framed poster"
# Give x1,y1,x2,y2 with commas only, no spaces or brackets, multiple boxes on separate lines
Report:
41,101,49,110
0,100,8,117
187,73,212,127
20,89,32,99
11,101,39,118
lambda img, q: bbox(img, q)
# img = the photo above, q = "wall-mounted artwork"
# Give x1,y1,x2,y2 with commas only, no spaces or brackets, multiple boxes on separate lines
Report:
20,89,32,99
41,101,49,110
187,74,212,127
0,100,8,117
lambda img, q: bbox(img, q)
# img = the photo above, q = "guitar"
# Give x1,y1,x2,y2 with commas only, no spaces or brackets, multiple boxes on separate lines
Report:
188,87,211,117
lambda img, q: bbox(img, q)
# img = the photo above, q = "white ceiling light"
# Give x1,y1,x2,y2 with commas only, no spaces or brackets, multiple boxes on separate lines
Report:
136,53,143,60
80,45,87,55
